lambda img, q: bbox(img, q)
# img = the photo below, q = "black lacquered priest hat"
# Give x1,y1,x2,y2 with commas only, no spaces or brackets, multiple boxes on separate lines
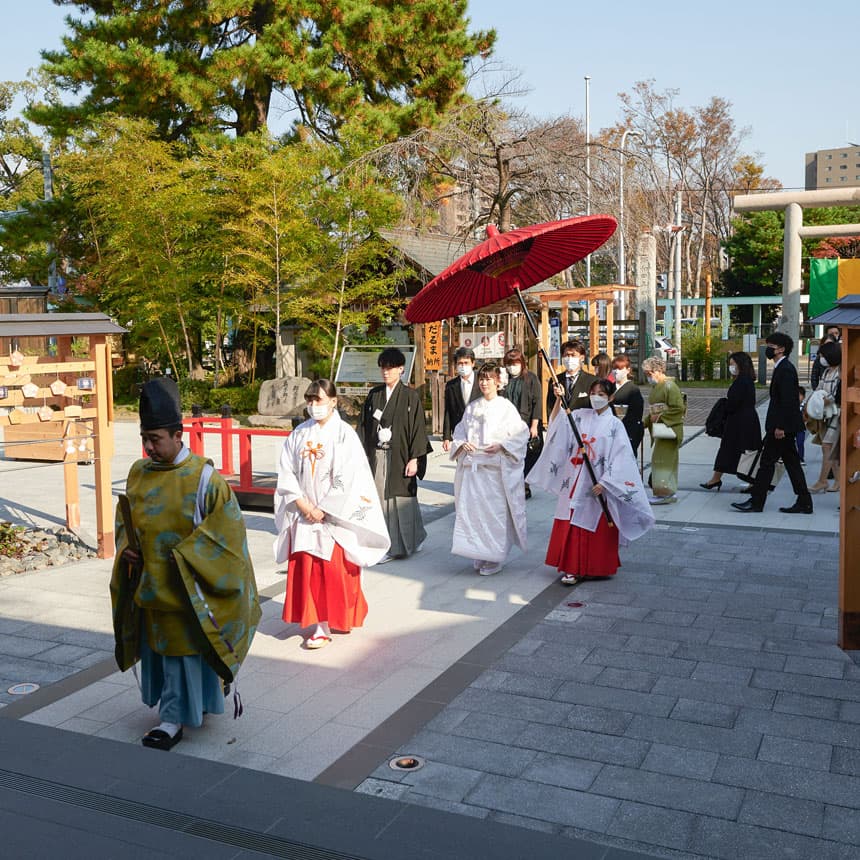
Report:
139,377,182,430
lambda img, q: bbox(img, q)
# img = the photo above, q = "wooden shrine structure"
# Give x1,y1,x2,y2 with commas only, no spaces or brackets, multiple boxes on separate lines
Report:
810,295,860,650
0,313,126,558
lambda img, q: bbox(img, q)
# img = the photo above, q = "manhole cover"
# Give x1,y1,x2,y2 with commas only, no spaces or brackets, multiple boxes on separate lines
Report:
389,755,425,771
8,682,40,696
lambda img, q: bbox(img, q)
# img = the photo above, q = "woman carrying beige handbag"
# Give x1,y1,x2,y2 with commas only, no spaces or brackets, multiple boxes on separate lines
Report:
641,356,685,504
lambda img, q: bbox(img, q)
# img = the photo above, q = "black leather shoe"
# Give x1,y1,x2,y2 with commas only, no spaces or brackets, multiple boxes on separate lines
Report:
731,500,763,513
779,502,813,514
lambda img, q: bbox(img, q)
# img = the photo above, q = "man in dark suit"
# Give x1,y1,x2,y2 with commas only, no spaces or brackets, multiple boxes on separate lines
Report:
732,332,812,514
546,339,596,415
442,347,482,452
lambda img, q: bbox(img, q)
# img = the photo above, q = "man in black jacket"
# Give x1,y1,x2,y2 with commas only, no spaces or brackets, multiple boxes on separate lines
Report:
732,332,812,514
546,339,595,415
442,347,482,452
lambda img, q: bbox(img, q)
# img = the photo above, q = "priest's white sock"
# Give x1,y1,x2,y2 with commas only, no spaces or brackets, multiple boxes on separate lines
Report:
156,721,181,738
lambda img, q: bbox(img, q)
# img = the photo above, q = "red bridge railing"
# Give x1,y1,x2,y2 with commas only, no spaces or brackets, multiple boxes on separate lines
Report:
182,416,290,497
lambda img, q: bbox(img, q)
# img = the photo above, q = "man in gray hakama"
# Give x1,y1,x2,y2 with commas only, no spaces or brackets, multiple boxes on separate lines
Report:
359,348,432,561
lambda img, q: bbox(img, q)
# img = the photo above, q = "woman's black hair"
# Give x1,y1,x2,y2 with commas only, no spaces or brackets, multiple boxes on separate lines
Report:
818,340,841,367
589,377,617,397
728,351,756,379
304,378,337,399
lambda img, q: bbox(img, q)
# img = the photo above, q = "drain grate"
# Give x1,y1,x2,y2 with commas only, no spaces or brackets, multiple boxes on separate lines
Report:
0,769,367,859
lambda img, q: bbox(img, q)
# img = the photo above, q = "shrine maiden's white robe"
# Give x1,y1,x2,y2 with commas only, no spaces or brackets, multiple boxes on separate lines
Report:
450,395,529,563
274,412,390,568
528,407,654,544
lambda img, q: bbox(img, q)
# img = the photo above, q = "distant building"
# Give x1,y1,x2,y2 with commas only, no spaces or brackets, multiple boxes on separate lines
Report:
805,146,860,190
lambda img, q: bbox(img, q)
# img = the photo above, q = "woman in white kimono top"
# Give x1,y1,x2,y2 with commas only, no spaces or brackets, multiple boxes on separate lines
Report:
274,380,390,649
529,377,654,585
450,363,529,575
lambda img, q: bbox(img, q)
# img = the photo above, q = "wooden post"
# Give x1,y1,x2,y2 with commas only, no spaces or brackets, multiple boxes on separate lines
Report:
605,299,615,357
705,273,713,354
413,322,425,387
840,327,860,649
62,420,81,531
91,337,115,558
588,301,599,358
540,299,550,425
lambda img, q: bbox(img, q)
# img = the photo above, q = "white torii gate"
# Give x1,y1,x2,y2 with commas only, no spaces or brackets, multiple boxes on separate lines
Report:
733,188,860,347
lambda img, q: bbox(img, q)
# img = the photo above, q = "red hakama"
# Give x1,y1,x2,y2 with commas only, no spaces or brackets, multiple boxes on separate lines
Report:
282,542,368,631
546,514,620,578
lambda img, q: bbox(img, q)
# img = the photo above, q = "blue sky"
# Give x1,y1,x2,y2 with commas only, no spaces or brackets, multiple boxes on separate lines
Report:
2,0,851,189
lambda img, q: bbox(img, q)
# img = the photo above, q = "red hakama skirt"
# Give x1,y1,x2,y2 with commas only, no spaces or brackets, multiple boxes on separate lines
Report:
546,514,620,578
282,543,368,631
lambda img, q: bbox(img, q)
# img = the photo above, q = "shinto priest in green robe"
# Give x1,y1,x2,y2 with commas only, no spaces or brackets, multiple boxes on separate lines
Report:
110,378,260,747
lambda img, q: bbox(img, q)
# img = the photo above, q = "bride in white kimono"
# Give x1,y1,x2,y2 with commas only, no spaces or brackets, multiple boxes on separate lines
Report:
274,380,390,649
450,363,529,575
528,377,654,584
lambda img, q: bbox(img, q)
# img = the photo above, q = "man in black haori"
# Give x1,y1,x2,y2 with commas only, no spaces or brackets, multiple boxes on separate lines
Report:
359,348,432,563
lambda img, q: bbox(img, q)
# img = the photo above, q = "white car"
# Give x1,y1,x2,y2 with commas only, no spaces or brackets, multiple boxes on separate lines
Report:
653,336,678,361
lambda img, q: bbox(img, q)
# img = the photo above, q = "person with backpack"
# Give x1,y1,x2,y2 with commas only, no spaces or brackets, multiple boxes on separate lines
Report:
700,351,761,491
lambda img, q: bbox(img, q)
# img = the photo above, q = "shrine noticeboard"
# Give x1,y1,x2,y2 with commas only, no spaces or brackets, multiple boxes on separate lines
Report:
424,322,442,371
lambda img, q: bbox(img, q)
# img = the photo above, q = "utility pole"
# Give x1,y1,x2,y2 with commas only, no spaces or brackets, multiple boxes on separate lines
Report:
584,75,591,290
673,189,683,363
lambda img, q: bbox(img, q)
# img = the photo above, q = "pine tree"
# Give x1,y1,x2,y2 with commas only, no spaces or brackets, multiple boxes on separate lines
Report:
30,0,494,142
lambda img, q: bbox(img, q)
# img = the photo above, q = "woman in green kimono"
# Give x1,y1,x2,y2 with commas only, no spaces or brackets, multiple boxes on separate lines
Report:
641,356,685,504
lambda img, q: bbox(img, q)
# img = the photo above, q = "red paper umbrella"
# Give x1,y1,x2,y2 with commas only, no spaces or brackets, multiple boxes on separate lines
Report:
405,215,617,323
405,214,619,527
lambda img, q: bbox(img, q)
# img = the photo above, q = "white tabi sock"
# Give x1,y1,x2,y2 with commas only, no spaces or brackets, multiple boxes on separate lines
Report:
156,721,182,738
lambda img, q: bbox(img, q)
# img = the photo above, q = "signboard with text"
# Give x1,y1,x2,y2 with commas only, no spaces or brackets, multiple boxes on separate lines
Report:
424,322,442,371
458,331,505,359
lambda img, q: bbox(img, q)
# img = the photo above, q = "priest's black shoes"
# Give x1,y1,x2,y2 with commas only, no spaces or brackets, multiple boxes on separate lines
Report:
778,501,813,514
731,500,763,513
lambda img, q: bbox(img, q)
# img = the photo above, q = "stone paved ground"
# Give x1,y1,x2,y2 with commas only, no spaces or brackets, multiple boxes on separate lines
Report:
360,524,860,859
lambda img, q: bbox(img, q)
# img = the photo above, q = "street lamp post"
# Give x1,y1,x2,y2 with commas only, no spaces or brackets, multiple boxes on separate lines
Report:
618,129,640,319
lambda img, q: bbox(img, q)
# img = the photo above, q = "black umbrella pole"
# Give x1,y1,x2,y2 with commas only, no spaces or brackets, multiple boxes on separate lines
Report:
513,288,614,527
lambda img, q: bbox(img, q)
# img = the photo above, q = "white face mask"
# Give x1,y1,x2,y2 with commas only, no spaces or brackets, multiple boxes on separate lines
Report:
506,363,522,377
308,403,331,421
590,394,609,410
646,375,657,385
819,356,829,368
613,368,628,385
563,356,581,373
456,363,472,377
728,364,738,376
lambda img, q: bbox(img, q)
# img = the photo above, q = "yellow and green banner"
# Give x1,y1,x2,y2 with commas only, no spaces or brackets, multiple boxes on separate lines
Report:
809,258,860,317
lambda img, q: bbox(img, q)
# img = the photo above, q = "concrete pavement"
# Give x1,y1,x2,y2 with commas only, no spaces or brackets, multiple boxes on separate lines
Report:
0,398,853,858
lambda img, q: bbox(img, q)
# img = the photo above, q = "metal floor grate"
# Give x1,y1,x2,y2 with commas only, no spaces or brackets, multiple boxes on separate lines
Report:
0,768,366,859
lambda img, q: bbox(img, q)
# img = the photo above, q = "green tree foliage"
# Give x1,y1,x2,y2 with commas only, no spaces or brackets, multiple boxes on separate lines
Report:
67,117,222,375
208,134,406,379
722,211,784,297
30,0,494,143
